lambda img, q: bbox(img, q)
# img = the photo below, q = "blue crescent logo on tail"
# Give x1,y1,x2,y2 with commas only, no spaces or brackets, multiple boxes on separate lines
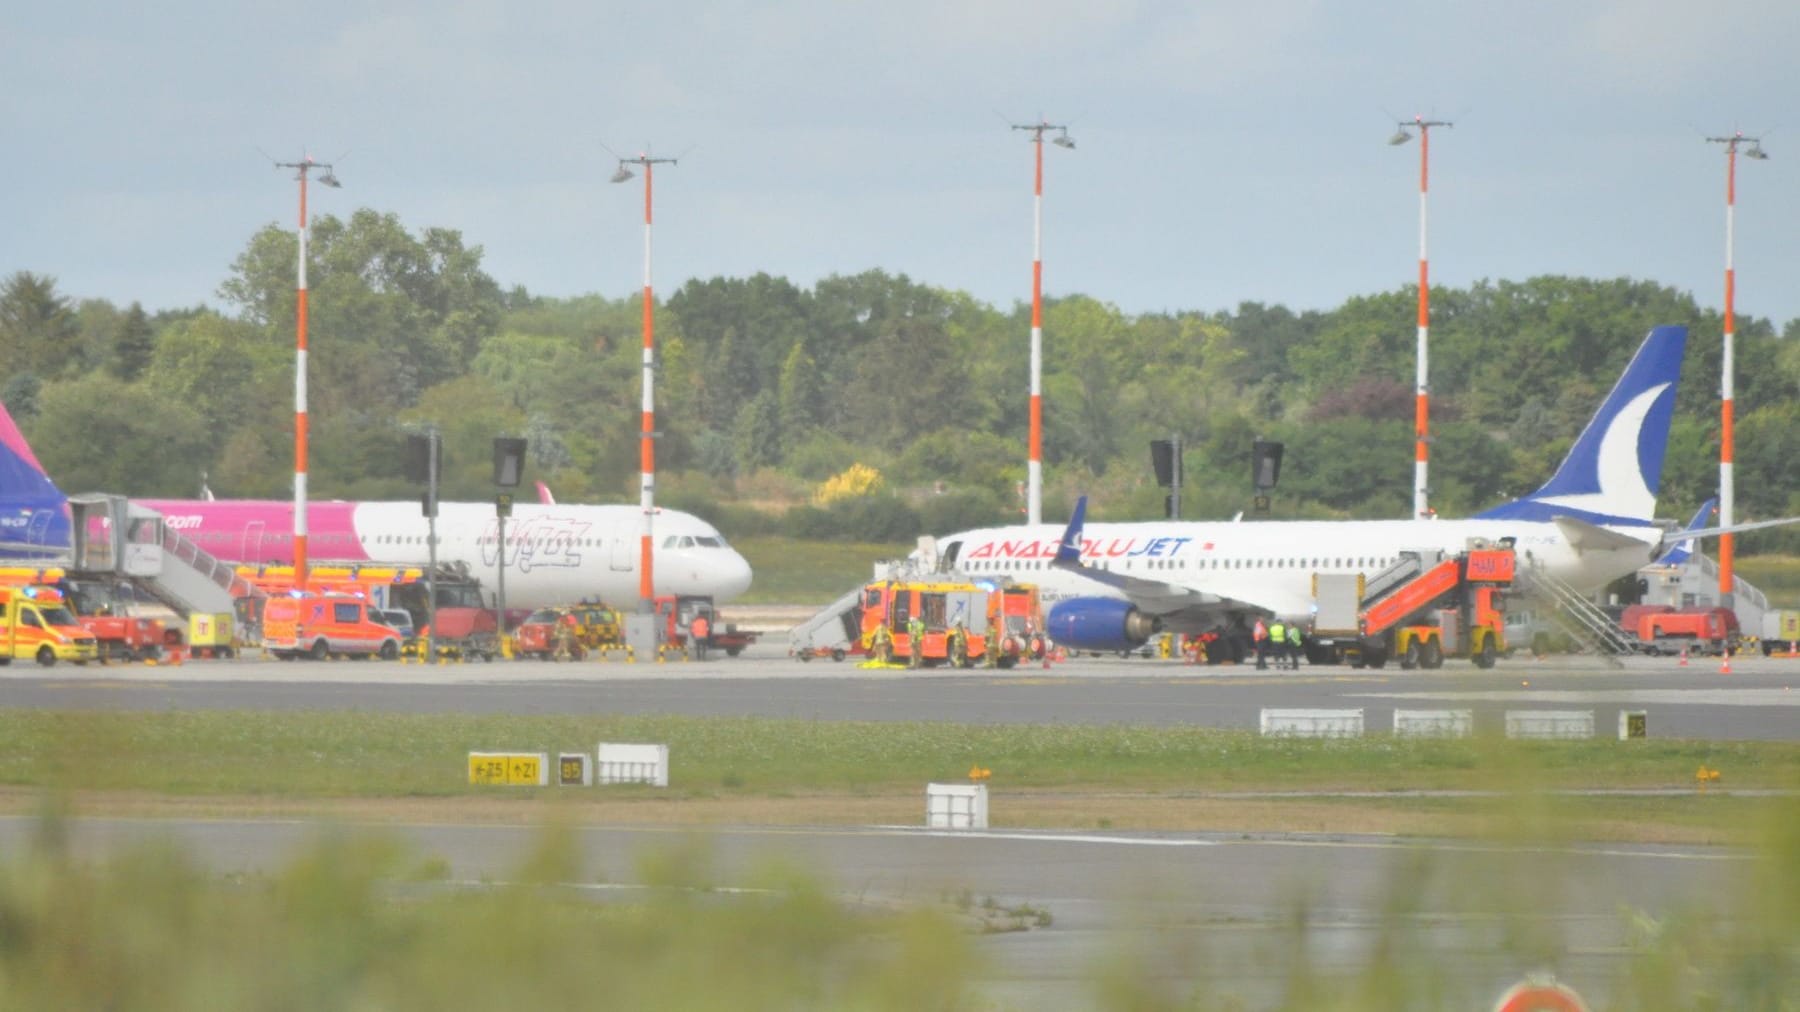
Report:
1532,382,1668,520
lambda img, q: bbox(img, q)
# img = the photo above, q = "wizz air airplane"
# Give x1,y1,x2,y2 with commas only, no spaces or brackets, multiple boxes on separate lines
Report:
924,325,1794,656
0,404,752,608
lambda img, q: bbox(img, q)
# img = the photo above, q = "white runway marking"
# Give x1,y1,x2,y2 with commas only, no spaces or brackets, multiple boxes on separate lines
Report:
1353,689,1800,707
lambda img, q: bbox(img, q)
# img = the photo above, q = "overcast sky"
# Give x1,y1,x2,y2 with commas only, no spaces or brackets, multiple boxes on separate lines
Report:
5,0,1796,329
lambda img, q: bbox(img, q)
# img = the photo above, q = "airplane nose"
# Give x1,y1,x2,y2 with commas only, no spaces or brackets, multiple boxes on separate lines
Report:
719,550,753,601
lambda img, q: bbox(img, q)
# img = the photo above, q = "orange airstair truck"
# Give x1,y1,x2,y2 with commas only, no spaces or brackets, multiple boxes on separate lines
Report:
0,584,99,667
1312,546,1514,669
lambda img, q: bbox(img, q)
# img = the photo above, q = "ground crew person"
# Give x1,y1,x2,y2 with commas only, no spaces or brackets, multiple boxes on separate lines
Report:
690,612,710,661
1267,620,1286,671
1285,623,1303,669
1253,617,1269,669
868,623,893,664
985,621,1002,667
948,621,967,667
907,615,925,669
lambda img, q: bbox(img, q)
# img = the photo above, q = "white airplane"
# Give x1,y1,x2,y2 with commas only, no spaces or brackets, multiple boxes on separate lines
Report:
0,403,752,608
923,325,1795,659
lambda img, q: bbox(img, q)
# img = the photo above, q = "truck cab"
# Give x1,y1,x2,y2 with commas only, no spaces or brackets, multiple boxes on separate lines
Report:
0,585,99,667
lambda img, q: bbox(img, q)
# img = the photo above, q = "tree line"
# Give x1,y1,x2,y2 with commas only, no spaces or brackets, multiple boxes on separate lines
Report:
3,209,1796,551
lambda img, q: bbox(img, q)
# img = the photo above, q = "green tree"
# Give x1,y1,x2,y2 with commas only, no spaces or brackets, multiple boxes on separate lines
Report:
25,375,211,496
111,302,156,380
0,272,78,379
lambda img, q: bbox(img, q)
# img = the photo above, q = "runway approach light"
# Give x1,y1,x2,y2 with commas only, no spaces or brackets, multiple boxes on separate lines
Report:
318,170,342,188
1052,133,1075,150
610,165,635,184
1387,129,1412,146
1746,143,1770,161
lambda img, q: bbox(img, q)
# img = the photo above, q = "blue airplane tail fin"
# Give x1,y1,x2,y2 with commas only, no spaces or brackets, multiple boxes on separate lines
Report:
1476,325,1686,525
1655,499,1717,566
0,397,70,556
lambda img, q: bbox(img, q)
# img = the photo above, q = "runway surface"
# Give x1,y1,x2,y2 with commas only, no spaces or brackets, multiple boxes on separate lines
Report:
4,645,1796,739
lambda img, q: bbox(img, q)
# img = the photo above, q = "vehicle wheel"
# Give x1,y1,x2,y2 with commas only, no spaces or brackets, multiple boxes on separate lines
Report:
275,651,295,662
1474,638,1497,669
379,640,398,661
309,639,329,661
727,647,743,657
1348,653,1366,670
36,646,56,668
1401,642,1420,670
219,647,235,659
1422,639,1443,669
830,648,845,662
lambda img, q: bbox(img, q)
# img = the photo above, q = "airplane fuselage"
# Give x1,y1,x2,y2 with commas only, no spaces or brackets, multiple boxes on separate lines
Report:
137,499,754,608
940,516,1662,620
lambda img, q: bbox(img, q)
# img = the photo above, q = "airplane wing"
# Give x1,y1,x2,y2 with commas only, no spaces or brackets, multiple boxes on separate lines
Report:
1051,496,1293,620
1656,514,1800,552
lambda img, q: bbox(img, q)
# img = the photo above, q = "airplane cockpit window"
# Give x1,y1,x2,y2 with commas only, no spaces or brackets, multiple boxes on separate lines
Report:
695,536,722,548
679,536,695,548
663,536,678,548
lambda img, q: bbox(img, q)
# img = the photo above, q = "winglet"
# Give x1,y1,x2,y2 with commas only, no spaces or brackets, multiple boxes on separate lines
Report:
1053,496,1088,567
535,480,556,505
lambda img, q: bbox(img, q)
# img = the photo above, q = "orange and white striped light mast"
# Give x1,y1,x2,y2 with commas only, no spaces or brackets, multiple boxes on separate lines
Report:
1389,116,1450,519
612,152,677,612
273,155,340,592
1706,131,1768,606
1011,120,1074,527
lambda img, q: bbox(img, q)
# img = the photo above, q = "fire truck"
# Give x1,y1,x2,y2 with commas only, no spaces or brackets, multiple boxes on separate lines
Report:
0,584,99,667
857,579,1044,668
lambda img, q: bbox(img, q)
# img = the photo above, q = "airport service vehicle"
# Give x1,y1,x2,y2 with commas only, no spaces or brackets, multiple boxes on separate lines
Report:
924,326,1796,658
262,593,405,661
515,603,622,660
1310,547,1514,669
0,584,98,666
1623,605,1739,656
1762,611,1800,656
1,567,167,662
655,595,758,658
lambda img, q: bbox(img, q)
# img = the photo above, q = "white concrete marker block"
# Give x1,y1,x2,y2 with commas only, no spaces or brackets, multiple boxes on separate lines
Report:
1259,708,1364,738
1505,710,1595,740
1618,710,1648,740
927,783,988,829
558,752,593,786
596,742,670,786
1392,708,1474,738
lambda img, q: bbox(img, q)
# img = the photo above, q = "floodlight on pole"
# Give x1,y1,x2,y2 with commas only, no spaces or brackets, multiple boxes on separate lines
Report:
1705,129,1768,606
271,154,340,593
611,149,678,612
1010,119,1074,527
1390,115,1451,519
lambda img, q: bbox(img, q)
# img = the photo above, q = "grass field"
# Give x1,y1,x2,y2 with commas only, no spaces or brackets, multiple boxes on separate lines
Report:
1738,555,1800,608
733,536,906,604
5,710,1797,845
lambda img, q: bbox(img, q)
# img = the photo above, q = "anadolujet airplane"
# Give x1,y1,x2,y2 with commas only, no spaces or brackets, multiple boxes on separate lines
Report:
0,404,751,609
922,325,1796,661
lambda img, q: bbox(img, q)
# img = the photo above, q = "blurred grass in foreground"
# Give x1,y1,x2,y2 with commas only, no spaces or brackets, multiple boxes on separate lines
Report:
0,799,1794,1010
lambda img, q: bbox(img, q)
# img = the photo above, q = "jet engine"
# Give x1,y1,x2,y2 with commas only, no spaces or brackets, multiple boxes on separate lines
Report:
1045,598,1158,653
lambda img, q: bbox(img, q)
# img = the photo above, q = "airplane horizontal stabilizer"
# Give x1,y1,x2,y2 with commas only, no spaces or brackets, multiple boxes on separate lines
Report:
1551,515,1657,553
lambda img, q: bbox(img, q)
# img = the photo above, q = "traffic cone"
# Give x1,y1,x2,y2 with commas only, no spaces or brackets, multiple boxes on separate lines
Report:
1678,645,1688,666
1720,652,1732,675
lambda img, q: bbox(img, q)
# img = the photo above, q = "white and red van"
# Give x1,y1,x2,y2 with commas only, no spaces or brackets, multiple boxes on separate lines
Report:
262,593,405,661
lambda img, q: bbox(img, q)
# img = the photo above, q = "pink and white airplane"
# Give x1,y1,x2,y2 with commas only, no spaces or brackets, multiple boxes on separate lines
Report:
0,403,752,608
